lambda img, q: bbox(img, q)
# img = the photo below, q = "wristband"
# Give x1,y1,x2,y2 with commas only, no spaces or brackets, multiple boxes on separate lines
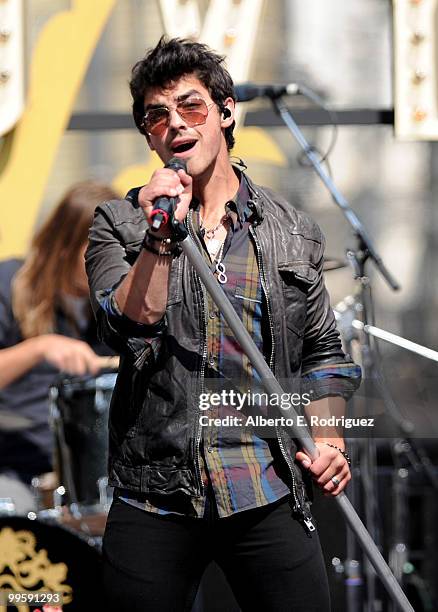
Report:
325,443,351,466
145,231,177,244
142,232,178,256
143,242,175,257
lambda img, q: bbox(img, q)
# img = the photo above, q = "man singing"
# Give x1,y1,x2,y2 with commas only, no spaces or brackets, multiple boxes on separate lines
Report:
86,37,361,611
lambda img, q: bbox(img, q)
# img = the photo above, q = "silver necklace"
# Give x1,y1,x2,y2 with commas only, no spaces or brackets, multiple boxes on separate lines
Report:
200,214,228,239
200,213,229,261
196,210,228,283
214,242,228,284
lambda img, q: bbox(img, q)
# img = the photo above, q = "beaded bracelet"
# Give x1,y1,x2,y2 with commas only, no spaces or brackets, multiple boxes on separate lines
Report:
325,443,351,466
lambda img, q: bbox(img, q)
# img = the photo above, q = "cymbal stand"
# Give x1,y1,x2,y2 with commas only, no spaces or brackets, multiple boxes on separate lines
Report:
335,295,438,611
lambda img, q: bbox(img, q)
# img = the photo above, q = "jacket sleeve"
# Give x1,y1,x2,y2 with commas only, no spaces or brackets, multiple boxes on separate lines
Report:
301,227,361,401
85,199,165,366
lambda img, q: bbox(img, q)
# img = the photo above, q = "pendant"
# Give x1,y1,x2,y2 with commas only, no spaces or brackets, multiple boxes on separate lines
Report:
215,262,228,284
207,238,221,256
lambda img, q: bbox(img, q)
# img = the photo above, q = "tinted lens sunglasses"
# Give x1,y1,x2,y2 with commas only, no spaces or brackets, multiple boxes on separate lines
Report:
142,96,215,136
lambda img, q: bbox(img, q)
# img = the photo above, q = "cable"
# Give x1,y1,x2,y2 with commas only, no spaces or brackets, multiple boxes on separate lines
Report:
295,84,339,178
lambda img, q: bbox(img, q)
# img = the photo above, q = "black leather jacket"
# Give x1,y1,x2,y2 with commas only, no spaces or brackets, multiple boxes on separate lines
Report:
86,172,360,525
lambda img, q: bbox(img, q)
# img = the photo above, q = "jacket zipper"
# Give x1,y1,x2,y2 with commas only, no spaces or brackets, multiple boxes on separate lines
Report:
187,211,206,494
249,223,315,533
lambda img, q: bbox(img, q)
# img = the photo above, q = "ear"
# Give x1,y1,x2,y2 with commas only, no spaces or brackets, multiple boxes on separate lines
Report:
220,97,235,127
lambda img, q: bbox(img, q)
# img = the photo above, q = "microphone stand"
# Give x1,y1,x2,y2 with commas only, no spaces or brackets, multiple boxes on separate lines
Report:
341,330,364,612
266,94,401,612
167,214,414,611
269,97,400,291
350,258,381,612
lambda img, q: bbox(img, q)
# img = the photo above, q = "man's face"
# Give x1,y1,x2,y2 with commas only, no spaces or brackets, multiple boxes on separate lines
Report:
143,75,232,178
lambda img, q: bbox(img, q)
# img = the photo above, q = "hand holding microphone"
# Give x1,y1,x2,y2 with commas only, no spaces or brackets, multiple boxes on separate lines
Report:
138,157,193,235
149,158,188,232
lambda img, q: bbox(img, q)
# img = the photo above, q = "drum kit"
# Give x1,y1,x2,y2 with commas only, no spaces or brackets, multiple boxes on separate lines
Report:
0,359,118,611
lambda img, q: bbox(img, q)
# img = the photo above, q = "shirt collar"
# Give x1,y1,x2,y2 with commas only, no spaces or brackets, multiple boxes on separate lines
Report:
190,167,252,229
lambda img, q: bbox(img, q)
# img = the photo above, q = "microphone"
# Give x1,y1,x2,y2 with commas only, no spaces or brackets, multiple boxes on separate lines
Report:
150,157,187,232
234,82,300,102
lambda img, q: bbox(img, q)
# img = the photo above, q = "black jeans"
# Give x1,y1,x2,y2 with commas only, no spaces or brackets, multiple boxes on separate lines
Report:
102,495,330,612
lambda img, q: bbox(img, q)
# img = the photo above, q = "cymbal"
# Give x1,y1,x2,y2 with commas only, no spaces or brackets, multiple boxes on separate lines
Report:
323,257,347,272
0,410,33,431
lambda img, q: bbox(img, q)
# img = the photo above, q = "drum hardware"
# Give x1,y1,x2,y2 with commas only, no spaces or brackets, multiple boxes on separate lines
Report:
335,294,438,611
33,485,67,524
60,506,108,539
49,372,116,507
31,472,60,512
49,386,79,504
98,476,111,511
33,487,108,539
47,372,116,537
0,409,33,432
335,296,438,364
323,256,348,272
0,497,16,516
53,484,66,511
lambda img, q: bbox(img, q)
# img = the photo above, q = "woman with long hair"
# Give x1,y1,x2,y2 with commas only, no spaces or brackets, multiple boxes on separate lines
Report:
0,180,119,513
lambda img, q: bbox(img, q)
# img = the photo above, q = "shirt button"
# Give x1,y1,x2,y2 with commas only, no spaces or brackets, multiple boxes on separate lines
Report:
207,446,214,453
209,311,219,319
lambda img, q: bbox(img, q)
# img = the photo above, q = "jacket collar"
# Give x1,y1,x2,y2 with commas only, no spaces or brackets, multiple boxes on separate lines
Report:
241,172,264,224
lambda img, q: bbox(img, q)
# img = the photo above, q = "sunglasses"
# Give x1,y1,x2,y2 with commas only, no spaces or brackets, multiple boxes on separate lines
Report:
142,96,215,136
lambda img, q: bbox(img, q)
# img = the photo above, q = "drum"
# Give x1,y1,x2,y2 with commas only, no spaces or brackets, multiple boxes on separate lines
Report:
49,373,116,527
0,516,102,610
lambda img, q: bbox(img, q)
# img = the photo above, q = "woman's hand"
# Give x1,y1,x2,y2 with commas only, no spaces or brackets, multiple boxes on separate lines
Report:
35,334,101,377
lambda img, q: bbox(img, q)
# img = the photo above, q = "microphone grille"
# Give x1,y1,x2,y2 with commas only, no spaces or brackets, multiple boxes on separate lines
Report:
166,157,187,173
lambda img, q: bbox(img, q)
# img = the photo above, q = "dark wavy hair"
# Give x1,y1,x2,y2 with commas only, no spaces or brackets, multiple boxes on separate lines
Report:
130,37,236,151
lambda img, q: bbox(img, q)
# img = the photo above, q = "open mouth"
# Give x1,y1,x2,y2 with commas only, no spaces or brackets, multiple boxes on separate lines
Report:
171,140,197,154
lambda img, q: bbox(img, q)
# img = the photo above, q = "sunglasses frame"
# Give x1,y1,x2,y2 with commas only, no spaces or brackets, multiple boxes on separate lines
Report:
142,96,215,136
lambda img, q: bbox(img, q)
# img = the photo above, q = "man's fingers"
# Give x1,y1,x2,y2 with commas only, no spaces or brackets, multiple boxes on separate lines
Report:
295,451,312,469
139,182,182,207
307,445,342,477
306,456,332,477
296,445,351,497
322,468,351,496
315,456,346,485
139,170,186,208
177,169,193,187
296,451,334,474
320,466,349,491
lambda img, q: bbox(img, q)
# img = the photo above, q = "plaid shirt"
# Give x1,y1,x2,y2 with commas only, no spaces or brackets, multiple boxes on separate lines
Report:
117,172,361,518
